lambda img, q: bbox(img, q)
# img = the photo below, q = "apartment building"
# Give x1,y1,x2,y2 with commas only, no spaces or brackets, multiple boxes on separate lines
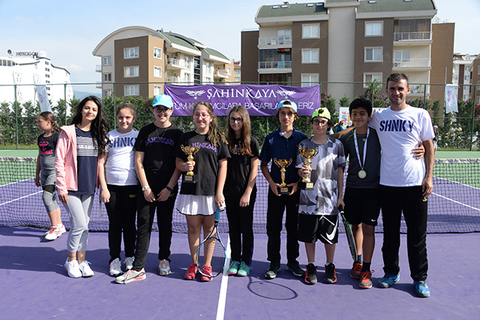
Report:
234,61,242,83
93,26,235,98
472,56,480,105
242,0,454,105
451,53,478,102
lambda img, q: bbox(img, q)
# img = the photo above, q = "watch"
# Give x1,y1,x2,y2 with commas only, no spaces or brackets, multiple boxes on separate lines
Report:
142,185,150,192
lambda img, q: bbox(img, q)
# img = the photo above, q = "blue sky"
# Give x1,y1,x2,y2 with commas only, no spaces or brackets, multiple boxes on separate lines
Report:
0,0,478,84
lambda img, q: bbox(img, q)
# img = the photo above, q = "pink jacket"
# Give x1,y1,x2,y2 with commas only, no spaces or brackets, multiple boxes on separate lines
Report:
55,125,99,195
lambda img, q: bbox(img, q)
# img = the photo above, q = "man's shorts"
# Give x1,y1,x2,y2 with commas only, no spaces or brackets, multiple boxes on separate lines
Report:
298,214,338,245
343,187,380,226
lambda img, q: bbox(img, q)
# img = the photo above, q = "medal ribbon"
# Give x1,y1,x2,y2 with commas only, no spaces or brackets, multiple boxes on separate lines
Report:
353,128,369,173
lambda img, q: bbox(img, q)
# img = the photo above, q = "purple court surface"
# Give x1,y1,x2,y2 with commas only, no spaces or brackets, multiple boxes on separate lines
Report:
1,227,478,320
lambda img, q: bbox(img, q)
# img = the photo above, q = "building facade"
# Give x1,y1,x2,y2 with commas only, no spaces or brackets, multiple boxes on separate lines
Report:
0,50,73,106
472,56,480,105
93,26,235,99
241,0,454,105
451,53,478,102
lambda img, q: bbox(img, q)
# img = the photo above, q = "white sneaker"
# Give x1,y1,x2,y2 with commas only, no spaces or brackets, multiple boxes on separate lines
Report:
125,256,135,270
109,258,122,276
45,225,65,241
158,259,171,276
64,259,82,278
79,260,94,277
115,268,146,284
57,224,66,234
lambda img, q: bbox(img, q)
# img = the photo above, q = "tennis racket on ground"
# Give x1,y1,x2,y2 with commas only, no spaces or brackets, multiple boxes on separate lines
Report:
196,205,227,278
339,205,358,262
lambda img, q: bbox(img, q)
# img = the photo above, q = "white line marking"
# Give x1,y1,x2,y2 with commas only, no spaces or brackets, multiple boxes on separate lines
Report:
0,190,42,206
432,192,480,212
216,235,231,320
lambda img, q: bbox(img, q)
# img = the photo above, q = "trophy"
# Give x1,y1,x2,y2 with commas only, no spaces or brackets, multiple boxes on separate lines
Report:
273,158,293,195
181,144,200,183
298,146,318,190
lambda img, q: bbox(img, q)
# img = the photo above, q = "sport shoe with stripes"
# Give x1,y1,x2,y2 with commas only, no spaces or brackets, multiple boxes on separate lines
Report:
350,262,362,279
359,270,374,289
116,269,146,284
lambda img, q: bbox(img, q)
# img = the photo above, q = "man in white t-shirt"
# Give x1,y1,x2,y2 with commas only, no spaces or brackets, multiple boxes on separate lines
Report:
368,73,434,298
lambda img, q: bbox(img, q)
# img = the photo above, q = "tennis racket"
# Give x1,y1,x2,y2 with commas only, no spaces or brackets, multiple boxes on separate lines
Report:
196,205,227,278
339,205,358,262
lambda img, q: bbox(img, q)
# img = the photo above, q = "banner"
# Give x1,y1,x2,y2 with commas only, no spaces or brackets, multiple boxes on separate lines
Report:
444,84,458,113
164,84,320,116
36,85,51,112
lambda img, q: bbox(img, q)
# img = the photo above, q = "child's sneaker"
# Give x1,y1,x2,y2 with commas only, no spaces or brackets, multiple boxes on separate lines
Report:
124,256,135,270
79,260,94,277
57,224,66,234
184,263,198,280
64,259,81,278
228,261,240,276
414,280,430,298
305,263,317,285
286,260,305,277
324,263,337,284
44,226,62,240
158,259,171,276
116,269,146,284
378,273,400,288
237,261,251,277
350,261,362,279
109,258,122,276
200,265,213,282
359,270,374,289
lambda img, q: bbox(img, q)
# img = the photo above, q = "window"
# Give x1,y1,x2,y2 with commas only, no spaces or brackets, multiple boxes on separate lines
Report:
277,29,292,44
302,49,319,63
363,73,382,88
365,47,382,62
394,50,410,66
227,67,231,75
205,77,212,83
125,85,139,96
465,75,470,81
453,75,458,80
235,69,240,75
205,62,211,72
154,66,162,78
301,74,319,87
185,56,190,69
154,47,162,59
103,73,111,82
478,65,480,75
124,47,139,59
302,24,320,38
124,66,139,77
103,56,111,65
154,86,162,96
185,73,190,82
365,22,383,36
104,90,112,98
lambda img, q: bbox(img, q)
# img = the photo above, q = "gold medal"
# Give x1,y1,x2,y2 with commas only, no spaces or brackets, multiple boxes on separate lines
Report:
358,169,367,179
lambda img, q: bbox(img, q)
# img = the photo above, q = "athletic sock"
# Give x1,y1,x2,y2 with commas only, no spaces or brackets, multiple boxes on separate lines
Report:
357,254,362,264
308,262,316,267
361,262,371,272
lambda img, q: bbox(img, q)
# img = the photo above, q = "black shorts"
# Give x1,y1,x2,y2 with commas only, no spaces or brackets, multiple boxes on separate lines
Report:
298,214,339,245
343,187,380,226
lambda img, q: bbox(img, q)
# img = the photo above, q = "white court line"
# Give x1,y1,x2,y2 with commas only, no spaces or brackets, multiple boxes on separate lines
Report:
432,192,480,212
0,178,35,189
216,235,231,320
0,190,42,207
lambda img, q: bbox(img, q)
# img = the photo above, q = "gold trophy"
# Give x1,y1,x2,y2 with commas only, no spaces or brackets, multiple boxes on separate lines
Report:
298,146,318,190
273,158,293,195
181,145,200,183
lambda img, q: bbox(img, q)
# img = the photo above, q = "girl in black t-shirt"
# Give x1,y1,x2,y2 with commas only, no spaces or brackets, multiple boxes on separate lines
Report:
176,101,230,281
224,105,259,277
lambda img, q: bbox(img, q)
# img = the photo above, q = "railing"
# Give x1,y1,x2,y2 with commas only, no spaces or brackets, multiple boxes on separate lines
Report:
394,31,432,41
167,58,184,68
96,81,102,88
167,76,180,83
214,69,228,77
95,65,102,72
393,58,431,69
258,61,292,69
258,37,292,46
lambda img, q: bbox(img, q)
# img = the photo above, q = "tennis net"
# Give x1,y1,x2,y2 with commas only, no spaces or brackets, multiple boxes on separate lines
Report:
1,156,479,234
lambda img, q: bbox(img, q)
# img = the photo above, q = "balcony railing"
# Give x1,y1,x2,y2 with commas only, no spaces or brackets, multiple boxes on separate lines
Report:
393,58,431,69
96,81,102,88
258,61,292,69
258,37,292,46
95,65,102,72
167,58,184,68
394,31,432,41
409,84,430,95
167,76,180,83
214,69,228,78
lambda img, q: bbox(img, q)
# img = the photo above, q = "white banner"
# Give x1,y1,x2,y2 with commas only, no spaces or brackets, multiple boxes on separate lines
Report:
444,84,458,113
36,85,51,112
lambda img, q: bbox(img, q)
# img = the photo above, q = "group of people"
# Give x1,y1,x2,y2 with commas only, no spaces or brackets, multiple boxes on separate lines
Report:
35,73,434,298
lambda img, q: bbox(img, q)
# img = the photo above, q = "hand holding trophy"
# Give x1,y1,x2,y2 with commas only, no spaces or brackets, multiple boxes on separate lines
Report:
273,158,293,195
181,144,200,183
298,146,318,190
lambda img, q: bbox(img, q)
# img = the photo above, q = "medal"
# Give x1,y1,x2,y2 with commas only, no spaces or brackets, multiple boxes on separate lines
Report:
354,128,369,180
358,169,367,179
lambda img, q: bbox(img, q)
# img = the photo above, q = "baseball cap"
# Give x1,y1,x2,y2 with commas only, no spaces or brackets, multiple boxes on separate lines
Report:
311,107,331,120
153,94,173,109
277,100,298,113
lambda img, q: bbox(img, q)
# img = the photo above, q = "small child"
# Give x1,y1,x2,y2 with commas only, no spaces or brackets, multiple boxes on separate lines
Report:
35,111,65,240
296,108,346,285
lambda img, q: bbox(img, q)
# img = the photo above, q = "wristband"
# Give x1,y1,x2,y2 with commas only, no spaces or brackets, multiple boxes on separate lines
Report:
165,185,173,193
142,185,150,192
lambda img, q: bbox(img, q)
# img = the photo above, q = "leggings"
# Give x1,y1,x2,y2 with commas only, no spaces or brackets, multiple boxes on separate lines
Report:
63,194,94,253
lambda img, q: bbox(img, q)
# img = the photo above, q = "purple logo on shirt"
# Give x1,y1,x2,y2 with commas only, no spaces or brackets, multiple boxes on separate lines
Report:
145,137,175,147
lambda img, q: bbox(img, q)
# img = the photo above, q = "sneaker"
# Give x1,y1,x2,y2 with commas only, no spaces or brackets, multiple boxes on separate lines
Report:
64,259,81,278
414,280,430,298
350,262,362,279
200,265,213,282
237,261,251,277
305,263,317,285
44,227,62,240
158,259,171,276
79,260,94,277
124,256,135,270
57,224,66,234
185,263,198,280
286,261,305,278
109,258,122,276
378,273,400,288
116,268,146,284
228,261,240,276
264,263,281,279
359,270,374,289
324,263,337,284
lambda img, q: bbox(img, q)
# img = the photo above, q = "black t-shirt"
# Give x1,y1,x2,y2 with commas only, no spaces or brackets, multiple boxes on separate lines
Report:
175,131,230,196
134,123,183,186
224,136,260,197
70,128,97,195
37,131,60,170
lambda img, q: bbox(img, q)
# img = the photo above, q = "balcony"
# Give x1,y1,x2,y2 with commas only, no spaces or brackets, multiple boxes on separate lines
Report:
392,58,431,70
214,69,228,78
96,81,102,89
409,84,430,96
394,32,432,42
258,37,292,46
95,65,102,72
258,61,292,69
167,58,184,69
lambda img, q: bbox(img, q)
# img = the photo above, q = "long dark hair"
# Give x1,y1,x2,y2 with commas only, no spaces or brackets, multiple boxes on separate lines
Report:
192,101,226,146
71,96,109,155
39,111,59,133
227,105,253,156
